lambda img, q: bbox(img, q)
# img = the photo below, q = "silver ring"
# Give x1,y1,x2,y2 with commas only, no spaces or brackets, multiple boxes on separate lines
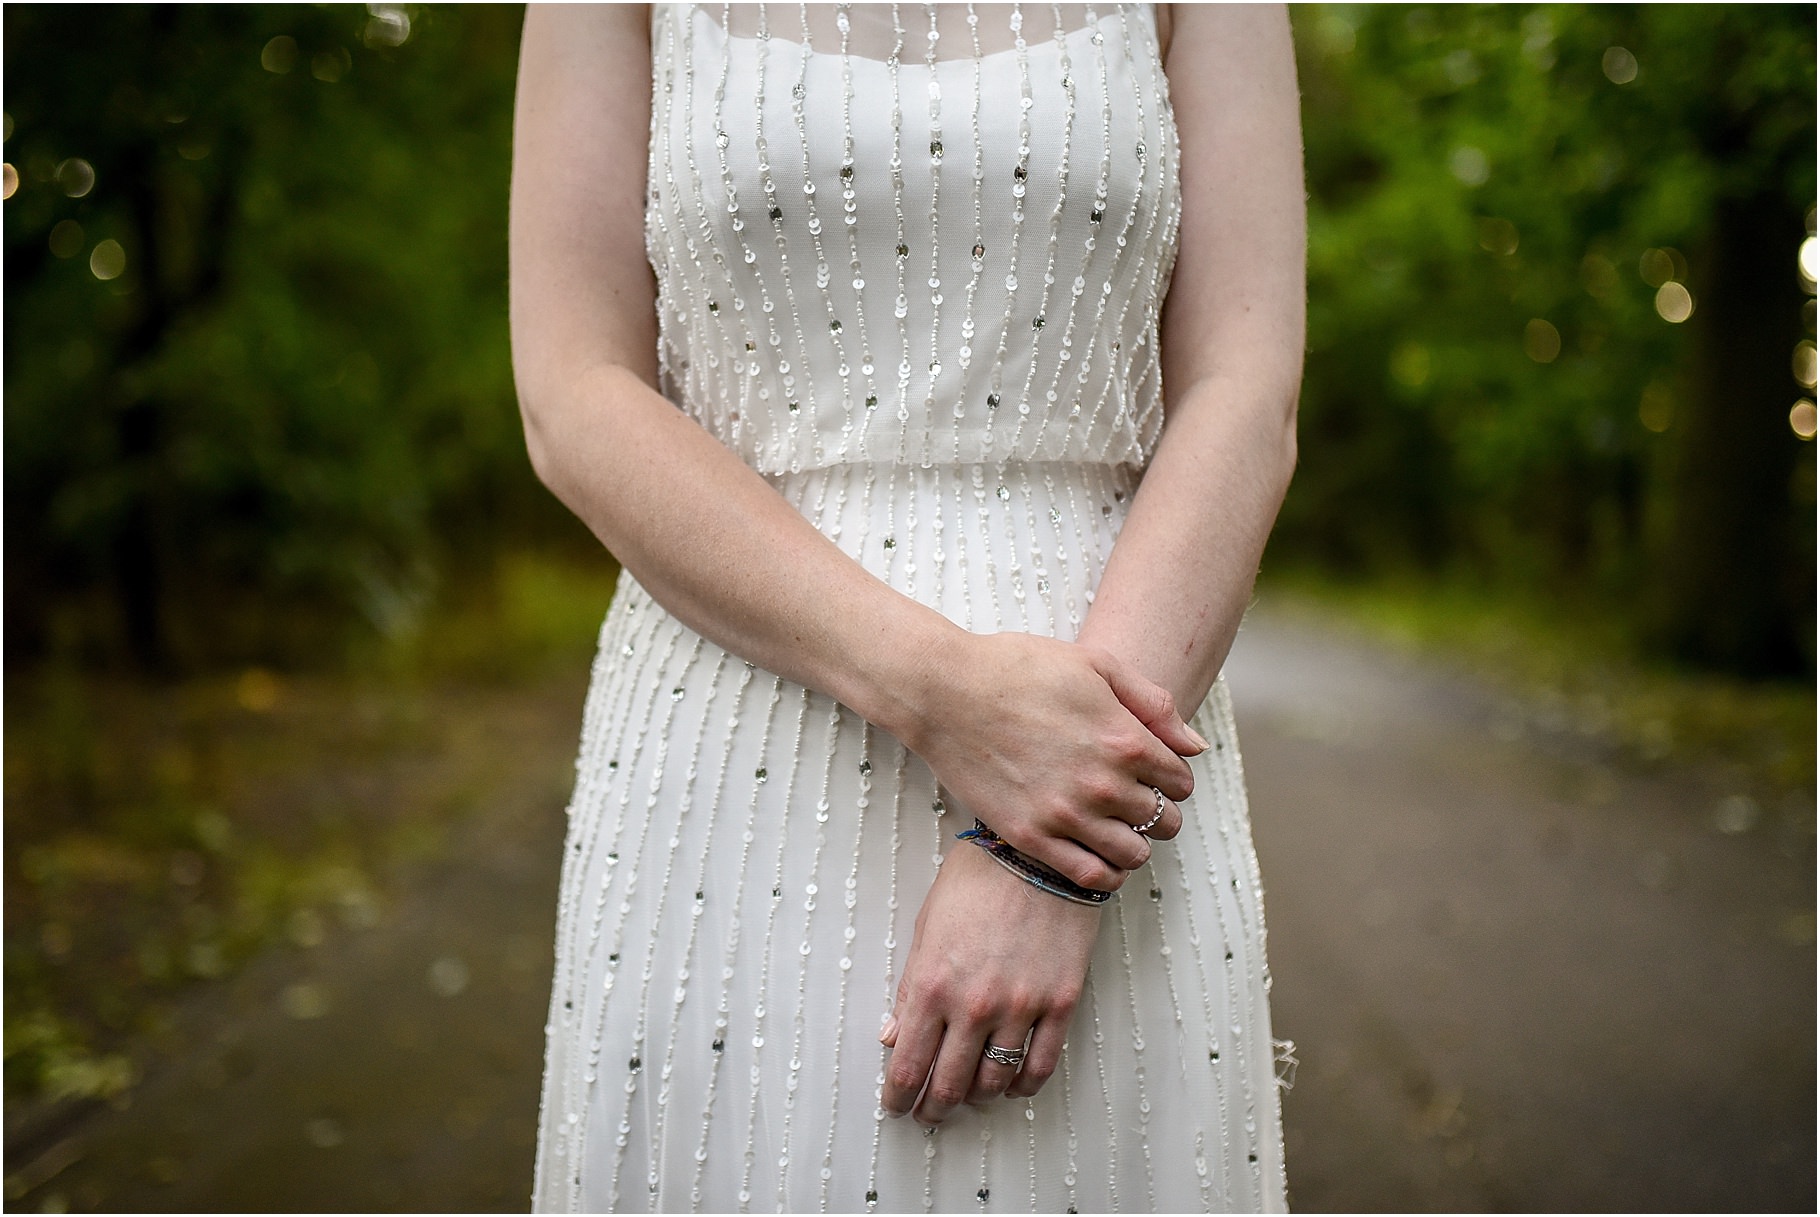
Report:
982,1042,1028,1068
1133,787,1166,835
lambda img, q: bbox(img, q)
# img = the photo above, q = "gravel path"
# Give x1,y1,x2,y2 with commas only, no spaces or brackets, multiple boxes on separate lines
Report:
8,606,1813,1212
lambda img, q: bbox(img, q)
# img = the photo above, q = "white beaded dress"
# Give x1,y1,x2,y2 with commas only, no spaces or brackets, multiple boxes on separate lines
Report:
533,4,1288,1212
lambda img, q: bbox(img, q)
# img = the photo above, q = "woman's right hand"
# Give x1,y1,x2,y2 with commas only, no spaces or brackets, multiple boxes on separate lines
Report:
892,631,1204,890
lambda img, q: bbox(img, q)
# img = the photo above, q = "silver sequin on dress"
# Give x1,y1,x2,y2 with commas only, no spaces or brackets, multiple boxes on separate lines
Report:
533,5,1287,1211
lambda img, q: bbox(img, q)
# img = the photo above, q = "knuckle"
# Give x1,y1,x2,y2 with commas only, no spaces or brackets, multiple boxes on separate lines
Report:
928,1084,967,1109
1155,690,1177,719
1083,773,1124,807
887,1063,926,1092
1022,1059,1058,1087
962,995,998,1026
915,974,953,1006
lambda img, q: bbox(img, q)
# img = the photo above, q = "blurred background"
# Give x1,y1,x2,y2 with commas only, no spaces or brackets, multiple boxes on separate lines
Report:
4,4,1813,1211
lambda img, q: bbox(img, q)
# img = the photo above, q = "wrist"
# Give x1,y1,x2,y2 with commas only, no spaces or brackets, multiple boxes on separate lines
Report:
828,604,970,751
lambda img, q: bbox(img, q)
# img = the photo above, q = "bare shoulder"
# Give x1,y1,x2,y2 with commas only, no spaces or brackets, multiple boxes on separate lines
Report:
1163,4,1293,72
521,2,651,53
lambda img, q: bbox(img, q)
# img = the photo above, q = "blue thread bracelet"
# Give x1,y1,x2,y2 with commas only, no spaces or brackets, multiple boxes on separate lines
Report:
955,819,1114,906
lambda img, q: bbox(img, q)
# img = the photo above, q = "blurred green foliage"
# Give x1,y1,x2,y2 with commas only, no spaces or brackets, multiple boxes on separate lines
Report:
1289,4,1816,675
3,4,1813,677
5,4,588,672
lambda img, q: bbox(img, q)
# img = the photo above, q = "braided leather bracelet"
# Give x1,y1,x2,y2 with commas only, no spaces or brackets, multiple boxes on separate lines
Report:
955,819,1114,906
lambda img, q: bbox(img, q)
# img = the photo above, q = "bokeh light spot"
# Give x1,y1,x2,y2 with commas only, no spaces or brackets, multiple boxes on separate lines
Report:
262,35,299,74
1794,341,1817,390
1638,384,1673,433
1638,247,1678,287
237,667,281,712
1477,217,1518,256
89,238,126,281
312,47,352,83
280,981,330,1020
363,5,412,48
49,219,84,258
1449,146,1489,187
55,157,94,198
1800,237,1818,286
1390,341,1430,388
1601,46,1638,85
2,162,16,199
1790,399,1817,441
1580,252,1618,299
1654,281,1693,323
1524,318,1561,363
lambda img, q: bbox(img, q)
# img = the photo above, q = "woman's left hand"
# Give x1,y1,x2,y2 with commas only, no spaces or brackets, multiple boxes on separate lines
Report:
879,837,1101,1125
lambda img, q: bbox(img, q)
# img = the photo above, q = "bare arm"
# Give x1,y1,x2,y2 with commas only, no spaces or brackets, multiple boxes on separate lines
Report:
1076,3,1306,706
510,5,1199,889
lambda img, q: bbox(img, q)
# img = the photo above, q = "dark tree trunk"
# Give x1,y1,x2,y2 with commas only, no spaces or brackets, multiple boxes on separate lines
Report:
1655,187,1808,676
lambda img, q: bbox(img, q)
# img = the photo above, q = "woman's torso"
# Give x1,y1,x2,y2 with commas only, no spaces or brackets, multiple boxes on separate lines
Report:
644,3,1182,477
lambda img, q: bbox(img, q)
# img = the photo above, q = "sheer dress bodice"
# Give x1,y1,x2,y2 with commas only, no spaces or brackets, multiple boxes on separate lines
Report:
645,3,1180,475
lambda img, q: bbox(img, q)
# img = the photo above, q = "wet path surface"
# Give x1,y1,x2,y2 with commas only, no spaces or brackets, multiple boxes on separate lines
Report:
1223,611,1814,1213
9,607,1814,1212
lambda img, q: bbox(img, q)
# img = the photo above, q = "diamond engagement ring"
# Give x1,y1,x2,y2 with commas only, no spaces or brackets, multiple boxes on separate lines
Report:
1133,787,1166,835
982,1042,1028,1068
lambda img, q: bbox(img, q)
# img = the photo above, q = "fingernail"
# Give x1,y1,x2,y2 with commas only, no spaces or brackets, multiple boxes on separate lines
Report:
878,1015,898,1045
1188,727,1210,752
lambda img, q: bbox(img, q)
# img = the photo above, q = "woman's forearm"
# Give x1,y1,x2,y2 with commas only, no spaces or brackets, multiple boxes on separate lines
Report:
521,360,963,749
1078,4,1306,709
1075,372,1298,711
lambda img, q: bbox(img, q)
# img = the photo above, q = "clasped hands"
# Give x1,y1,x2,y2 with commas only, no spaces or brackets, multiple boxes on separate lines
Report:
879,632,1206,1126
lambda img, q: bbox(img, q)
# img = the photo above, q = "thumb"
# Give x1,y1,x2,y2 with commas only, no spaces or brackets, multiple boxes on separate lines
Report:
1091,649,1209,756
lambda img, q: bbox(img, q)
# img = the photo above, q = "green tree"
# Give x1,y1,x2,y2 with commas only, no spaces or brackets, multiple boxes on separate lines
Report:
5,4,543,670
1289,4,1815,675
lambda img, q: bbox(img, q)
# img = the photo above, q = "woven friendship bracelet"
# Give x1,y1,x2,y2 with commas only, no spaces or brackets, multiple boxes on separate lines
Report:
955,819,1114,906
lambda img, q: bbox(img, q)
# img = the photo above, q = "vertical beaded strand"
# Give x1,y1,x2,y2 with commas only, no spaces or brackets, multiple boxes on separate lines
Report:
1084,975,1119,1212
737,7,792,467
538,598,657,1202
836,2,884,452
981,3,1034,449
686,660,761,1205
862,728,911,1215
912,2,945,467
641,652,734,1206
709,4,761,455
884,5,912,457
1091,5,1165,450
1066,7,1125,450
1006,4,1078,456
1109,896,1160,1210
755,6,827,470
773,700,845,1210
552,598,675,1204
1123,3,1181,453
690,6,744,443
1032,5,1114,453
646,9,681,407
734,678,811,1211
587,632,700,1210
813,715,872,1212
1167,759,1234,1210
1197,745,1255,1206
951,3,986,465
786,5,857,458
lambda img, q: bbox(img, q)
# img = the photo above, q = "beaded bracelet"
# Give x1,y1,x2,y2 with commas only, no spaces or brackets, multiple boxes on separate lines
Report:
955,819,1114,906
